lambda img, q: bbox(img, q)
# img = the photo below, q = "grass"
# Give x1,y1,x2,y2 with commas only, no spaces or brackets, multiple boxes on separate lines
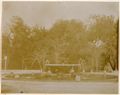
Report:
2,72,118,82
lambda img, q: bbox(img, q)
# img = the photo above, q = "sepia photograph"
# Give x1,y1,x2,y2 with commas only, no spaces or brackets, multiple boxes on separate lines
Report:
1,1,119,94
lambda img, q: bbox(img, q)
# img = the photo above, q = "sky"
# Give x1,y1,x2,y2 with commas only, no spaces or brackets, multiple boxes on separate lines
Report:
2,2,119,31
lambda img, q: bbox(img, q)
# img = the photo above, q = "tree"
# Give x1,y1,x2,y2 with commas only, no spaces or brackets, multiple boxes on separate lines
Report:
7,16,31,69
88,16,118,71
49,20,86,65
103,19,118,71
2,15,118,72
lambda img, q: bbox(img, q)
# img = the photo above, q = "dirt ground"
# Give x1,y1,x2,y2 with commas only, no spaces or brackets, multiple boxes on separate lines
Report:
2,79,118,94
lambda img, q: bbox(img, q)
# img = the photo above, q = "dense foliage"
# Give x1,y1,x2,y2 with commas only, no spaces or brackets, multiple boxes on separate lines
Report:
2,16,118,72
